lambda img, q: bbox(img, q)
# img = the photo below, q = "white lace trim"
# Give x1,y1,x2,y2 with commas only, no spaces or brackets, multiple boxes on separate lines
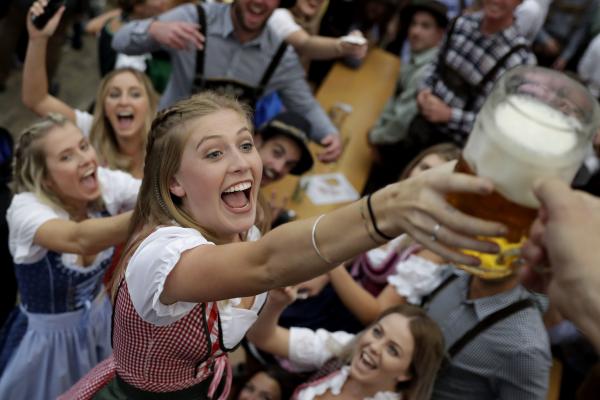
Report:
364,235,406,268
387,255,445,304
296,366,400,400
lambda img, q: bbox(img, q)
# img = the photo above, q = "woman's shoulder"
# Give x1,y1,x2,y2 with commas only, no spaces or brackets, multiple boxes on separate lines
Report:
130,225,214,261
8,192,65,221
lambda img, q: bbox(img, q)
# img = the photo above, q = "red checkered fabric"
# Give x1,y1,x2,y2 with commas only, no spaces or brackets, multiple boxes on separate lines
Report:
59,281,227,399
113,281,219,392
58,356,117,400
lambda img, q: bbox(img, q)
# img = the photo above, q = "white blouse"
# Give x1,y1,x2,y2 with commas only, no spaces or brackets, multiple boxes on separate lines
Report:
125,225,267,349
288,327,355,371
288,329,401,400
7,167,140,264
387,255,446,305
75,109,94,138
364,234,406,268
295,367,400,400
268,8,301,41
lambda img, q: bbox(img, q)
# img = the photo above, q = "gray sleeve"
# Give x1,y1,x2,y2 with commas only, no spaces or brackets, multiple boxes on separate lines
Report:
272,50,337,143
112,4,198,55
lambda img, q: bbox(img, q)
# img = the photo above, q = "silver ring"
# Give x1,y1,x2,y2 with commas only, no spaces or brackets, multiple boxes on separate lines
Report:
431,223,441,242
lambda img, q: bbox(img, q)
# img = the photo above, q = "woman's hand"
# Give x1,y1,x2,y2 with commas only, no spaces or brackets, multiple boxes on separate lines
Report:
375,161,508,266
339,30,368,59
267,286,298,309
27,0,65,39
296,274,330,298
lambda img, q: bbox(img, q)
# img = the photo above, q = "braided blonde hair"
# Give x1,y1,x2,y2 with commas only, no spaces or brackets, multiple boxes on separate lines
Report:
110,92,255,298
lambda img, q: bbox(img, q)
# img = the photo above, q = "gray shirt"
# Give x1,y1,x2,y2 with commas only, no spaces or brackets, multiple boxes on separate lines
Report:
425,270,551,400
112,3,336,142
369,46,438,145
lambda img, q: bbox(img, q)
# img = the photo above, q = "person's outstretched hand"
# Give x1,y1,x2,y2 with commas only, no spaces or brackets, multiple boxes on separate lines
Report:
522,178,600,351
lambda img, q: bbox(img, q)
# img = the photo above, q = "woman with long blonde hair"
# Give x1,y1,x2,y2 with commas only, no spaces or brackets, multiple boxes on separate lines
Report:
0,114,140,399
23,1,158,179
63,92,505,399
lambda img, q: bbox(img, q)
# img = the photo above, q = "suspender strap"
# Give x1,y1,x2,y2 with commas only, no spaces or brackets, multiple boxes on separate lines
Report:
420,273,458,307
447,298,534,358
259,41,289,88
474,43,528,94
435,17,459,76
193,3,207,89
460,42,528,110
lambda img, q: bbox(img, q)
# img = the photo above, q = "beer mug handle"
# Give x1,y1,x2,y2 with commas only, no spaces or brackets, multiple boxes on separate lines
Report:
496,247,525,270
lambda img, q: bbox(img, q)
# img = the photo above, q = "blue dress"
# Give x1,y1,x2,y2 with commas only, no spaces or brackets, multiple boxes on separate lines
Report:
0,244,114,399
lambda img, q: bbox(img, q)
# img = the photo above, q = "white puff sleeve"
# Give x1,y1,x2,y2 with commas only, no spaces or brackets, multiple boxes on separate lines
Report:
268,9,301,41
387,256,446,305
125,226,214,326
7,193,66,264
288,327,355,370
74,109,94,138
98,167,141,214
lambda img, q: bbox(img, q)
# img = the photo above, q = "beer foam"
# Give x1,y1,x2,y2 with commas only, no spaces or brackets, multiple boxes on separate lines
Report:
465,95,584,208
494,95,578,155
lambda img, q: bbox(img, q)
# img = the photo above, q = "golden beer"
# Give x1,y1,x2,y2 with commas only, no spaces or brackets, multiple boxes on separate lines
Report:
448,66,599,279
448,157,537,244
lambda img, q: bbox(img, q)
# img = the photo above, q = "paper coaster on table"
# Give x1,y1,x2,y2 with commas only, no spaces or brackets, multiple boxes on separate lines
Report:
301,173,360,205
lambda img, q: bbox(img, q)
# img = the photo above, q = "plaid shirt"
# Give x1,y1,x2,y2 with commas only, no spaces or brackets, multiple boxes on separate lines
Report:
421,13,536,139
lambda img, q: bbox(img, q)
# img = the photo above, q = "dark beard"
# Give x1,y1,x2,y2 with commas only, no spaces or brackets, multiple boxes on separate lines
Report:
231,3,267,35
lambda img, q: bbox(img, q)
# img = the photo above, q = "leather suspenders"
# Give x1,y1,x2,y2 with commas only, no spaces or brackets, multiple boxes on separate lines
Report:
423,274,535,358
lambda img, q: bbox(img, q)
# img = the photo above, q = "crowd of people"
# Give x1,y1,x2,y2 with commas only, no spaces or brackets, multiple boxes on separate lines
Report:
1,0,600,399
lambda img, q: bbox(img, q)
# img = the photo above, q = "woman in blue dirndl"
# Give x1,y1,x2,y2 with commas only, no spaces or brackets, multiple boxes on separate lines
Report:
0,113,140,399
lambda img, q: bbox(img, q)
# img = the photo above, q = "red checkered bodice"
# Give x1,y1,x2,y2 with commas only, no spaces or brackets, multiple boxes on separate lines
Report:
112,281,225,392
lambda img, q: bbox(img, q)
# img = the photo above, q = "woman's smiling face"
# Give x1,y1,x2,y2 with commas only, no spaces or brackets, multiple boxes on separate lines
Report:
350,313,415,391
169,109,263,241
42,123,101,212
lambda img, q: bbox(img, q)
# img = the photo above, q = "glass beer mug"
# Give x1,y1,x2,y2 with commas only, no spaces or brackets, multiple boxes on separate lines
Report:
448,66,600,279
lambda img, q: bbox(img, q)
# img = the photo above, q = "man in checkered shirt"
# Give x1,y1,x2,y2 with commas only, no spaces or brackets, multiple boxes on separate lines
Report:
413,0,536,144
424,267,552,399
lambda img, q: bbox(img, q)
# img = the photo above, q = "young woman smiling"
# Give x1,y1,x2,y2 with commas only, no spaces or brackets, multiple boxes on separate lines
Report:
63,92,505,399
23,1,158,179
0,114,140,399
247,288,444,400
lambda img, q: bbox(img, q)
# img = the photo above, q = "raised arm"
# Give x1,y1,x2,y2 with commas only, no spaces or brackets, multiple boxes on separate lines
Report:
329,264,403,325
273,51,342,162
112,4,203,55
246,288,294,358
330,248,445,324
34,211,133,256
85,8,121,35
23,2,76,121
287,30,367,60
161,166,507,304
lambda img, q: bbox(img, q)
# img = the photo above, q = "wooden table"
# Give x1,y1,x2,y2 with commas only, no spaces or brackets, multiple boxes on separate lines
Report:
263,48,401,219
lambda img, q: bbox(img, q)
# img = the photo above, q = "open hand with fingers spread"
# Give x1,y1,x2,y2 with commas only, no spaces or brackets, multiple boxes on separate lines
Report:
377,162,507,266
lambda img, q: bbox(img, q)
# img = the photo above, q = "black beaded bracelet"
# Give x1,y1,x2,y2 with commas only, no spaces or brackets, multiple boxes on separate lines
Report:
366,194,395,241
